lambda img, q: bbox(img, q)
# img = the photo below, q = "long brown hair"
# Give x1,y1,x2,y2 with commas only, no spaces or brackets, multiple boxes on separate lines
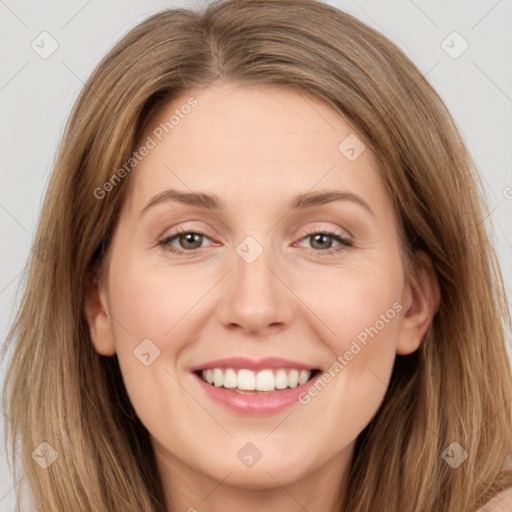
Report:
3,0,512,510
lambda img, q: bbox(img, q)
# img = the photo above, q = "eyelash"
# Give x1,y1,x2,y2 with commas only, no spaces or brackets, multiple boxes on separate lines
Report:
158,226,353,257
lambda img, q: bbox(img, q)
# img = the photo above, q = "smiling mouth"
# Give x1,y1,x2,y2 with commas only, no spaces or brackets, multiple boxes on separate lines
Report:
193,368,322,393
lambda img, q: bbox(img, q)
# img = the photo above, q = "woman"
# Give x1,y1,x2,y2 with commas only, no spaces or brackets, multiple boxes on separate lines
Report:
3,0,512,510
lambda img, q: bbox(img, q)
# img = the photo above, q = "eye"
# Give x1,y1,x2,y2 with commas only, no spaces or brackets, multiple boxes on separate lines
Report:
158,227,213,255
158,226,353,257
296,228,353,256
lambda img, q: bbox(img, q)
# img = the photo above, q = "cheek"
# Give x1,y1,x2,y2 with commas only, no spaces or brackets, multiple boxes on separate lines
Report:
298,287,401,452
306,269,403,403
108,255,204,346
104,253,217,392
307,266,403,348
104,259,205,435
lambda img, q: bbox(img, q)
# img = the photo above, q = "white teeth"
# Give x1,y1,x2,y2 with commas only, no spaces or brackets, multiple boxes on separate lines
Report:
238,369,256,390
199,368,314,391
298,370,310,385
223,368,237,388
256,369,274,391
288,369,299,388
213,368,223,387
275,369,289,389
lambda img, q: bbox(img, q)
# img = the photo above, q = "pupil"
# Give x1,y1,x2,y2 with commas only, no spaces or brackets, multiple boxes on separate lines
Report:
312,234,331,249
182,233,201,249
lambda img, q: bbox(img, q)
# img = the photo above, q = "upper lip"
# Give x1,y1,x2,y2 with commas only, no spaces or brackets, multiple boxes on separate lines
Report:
190,357,319,372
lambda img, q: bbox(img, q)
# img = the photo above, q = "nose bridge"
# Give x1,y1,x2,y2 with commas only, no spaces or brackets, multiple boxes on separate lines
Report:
217,234,294,334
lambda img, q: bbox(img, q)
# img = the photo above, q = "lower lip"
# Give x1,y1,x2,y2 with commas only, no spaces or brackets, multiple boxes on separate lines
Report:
192,372,322,415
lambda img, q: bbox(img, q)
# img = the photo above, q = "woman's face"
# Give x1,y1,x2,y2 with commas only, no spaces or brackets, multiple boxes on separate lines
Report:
87,81,437,503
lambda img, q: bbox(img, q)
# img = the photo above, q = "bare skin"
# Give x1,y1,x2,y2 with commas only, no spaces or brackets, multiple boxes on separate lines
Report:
86,81,440,512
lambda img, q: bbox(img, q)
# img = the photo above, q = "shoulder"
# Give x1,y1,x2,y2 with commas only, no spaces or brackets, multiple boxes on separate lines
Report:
477,486,512,511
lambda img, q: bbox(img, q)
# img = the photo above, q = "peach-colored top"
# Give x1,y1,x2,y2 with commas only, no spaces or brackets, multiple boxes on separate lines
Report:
477,487,512,511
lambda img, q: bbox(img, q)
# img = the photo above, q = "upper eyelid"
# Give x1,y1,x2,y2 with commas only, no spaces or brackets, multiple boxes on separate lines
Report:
160,222,350,237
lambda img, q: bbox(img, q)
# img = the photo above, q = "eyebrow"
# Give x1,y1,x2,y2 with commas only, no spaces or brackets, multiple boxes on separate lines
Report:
139,188,374,218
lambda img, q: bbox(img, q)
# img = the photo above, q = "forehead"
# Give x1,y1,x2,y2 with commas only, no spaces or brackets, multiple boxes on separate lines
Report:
141,81,362,160
124,81,388,216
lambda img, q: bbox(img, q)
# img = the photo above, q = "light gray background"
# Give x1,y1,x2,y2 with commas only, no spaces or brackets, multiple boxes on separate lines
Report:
1,0,511,509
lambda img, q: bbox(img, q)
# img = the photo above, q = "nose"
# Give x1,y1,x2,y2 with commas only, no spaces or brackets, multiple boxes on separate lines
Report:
217,247,295,336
